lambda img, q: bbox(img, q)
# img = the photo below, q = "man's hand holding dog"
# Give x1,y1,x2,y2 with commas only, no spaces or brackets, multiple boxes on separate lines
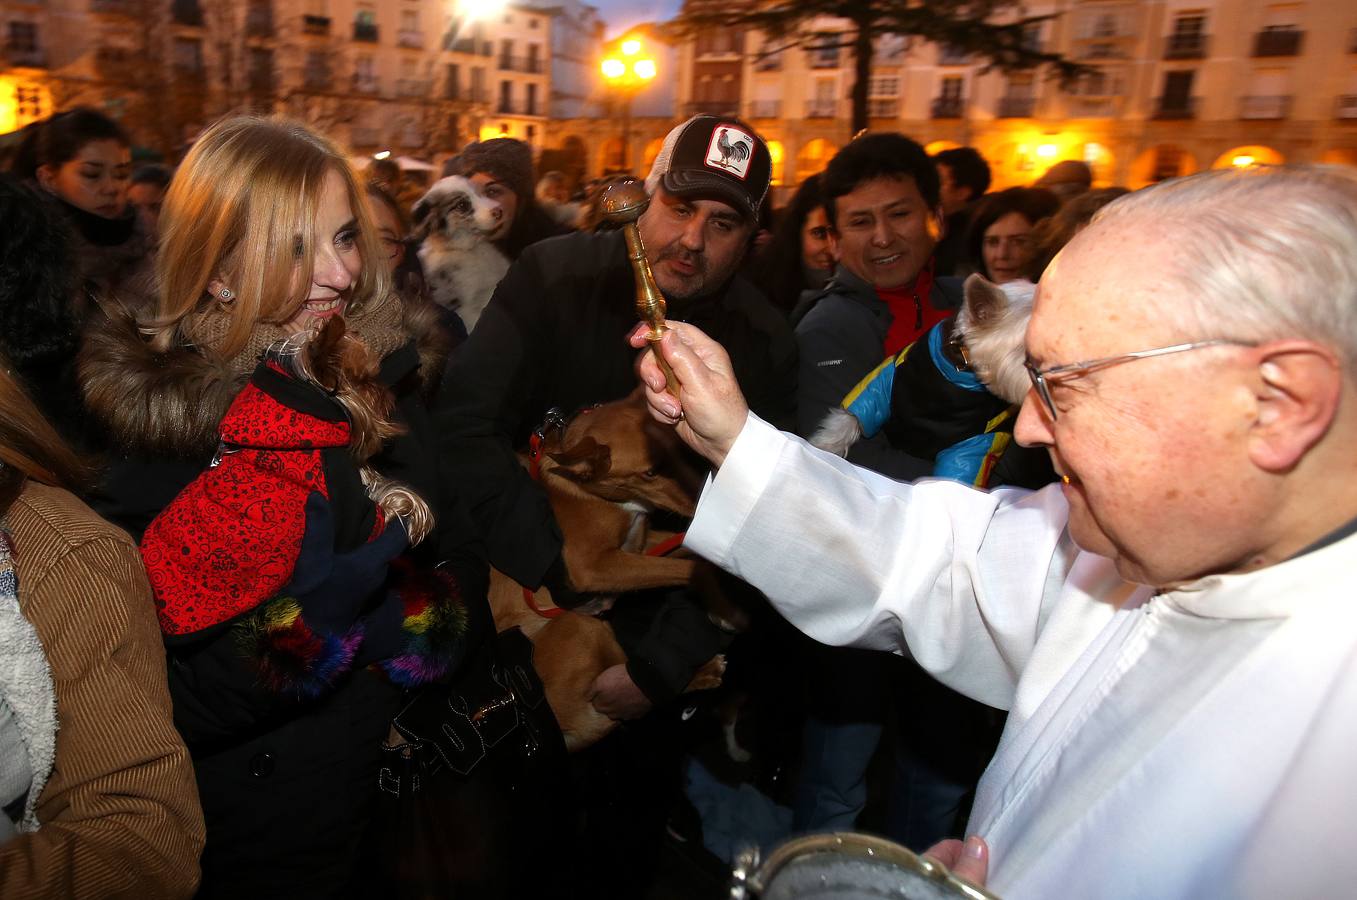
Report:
589,664,653,720
630,322,748,468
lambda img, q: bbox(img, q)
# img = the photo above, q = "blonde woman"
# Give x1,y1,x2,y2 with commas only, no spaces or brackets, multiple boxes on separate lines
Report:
79,117,488,898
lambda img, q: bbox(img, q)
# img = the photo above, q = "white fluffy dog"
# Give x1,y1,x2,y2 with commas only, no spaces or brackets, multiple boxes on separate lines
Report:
412,175,510,333
811,275,1036,457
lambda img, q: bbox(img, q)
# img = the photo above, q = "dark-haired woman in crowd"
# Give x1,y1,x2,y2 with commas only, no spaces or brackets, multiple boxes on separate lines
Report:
0,174,91,447
1026,186,1130,280
749,174,835,317
10,107,153,298
0,350,203,897
965,187,1059,284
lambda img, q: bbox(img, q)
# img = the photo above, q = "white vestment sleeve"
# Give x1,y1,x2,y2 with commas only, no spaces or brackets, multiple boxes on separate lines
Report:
686,413,1078,710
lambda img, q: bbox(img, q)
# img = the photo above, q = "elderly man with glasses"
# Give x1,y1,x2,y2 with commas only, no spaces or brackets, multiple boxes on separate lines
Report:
628,165,1357,898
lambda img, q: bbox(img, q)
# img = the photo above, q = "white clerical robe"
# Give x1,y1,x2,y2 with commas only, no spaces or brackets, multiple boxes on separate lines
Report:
685,414,1357,899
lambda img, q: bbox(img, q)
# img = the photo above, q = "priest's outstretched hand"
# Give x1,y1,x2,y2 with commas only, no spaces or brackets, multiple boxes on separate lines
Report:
629,321,749,468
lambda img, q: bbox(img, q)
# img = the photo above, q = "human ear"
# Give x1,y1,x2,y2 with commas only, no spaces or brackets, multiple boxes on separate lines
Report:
1247,341,1343,473
205,277,235,303
35,164,59,195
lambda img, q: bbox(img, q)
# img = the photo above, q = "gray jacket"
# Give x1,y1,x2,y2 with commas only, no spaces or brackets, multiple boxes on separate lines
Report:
793,265,963,481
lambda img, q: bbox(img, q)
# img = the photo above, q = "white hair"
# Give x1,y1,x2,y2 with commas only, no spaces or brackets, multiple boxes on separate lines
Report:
1086,165,1357,374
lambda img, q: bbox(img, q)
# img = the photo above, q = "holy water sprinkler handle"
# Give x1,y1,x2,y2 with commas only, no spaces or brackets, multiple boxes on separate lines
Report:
599,181,679,396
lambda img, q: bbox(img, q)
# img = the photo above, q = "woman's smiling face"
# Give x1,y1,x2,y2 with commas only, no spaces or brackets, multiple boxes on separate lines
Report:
284,168,363,334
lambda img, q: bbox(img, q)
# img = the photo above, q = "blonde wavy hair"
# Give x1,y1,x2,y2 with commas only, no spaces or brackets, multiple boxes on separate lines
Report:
151,116,390,357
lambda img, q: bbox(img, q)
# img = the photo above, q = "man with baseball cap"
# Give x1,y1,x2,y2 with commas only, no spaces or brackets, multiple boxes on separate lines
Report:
434,115,794,891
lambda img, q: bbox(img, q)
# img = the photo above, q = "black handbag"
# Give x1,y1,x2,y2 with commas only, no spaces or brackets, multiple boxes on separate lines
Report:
365,626,575,900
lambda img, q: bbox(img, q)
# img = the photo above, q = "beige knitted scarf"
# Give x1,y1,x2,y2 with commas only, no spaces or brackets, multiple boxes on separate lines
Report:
181,292,409,377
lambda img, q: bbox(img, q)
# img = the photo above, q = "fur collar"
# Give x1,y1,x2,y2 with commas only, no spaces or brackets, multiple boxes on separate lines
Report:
79,293,450,459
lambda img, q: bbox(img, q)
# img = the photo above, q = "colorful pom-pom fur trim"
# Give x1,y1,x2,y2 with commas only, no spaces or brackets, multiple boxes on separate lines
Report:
378,562,469,688
235,598,364,698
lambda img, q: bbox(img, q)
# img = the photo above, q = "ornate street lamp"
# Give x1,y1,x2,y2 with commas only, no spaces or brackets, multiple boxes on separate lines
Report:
600,35,656,172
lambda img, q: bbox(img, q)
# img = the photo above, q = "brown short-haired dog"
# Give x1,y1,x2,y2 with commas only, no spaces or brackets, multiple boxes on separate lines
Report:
488,390,726,751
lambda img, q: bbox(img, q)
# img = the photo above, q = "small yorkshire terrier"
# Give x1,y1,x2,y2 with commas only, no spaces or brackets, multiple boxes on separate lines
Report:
271,316,434,545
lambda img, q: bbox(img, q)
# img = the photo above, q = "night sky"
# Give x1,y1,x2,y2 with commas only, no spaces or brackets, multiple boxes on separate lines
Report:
588,0,684,38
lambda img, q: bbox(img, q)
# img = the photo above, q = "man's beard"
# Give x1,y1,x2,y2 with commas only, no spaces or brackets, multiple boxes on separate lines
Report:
653,245,710,300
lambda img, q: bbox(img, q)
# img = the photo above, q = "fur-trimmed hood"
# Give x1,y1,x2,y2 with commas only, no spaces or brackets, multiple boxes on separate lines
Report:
79,294,450,459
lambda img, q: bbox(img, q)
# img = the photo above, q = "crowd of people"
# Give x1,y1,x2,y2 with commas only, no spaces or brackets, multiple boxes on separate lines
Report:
0,102,1353,900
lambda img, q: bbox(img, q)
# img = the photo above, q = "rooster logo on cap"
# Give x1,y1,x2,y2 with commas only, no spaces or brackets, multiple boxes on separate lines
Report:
714,128,752,170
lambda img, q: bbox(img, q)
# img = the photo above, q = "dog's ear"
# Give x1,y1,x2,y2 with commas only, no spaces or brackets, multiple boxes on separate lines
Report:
303,316,348,392
411,198,438,242
962,274,1009,325
547,437,611,483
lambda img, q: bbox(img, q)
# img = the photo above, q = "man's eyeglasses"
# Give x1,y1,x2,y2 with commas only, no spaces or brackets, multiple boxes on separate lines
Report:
1025,339,1256,421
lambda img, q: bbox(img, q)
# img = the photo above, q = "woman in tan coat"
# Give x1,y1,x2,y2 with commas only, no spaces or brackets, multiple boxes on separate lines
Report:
0,351,203,893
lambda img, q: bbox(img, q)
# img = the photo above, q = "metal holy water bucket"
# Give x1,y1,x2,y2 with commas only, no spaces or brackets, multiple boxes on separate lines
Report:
730,832,999,900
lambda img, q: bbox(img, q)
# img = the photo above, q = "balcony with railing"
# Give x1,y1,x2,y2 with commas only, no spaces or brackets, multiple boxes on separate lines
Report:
938,45,970,66
805,99,839,118
90,0,135,15
685,100,738,117
446,36,494,56
807,45,839,69
1163,33,1208,59
1334,95,1357,119
4,46,47,67
867,98,899,118
397,29,423,48
747,99,781,118
93,46,135,80
997,95,1036,117
931,96,965,118
498,54,544,73
1152,95,1198,119
171,0,204,27
351,73,380,94
396,78,431,97
492,97,542,115
1066,95,1124,118
302,15,330,35
1253,28,1303,57
752,53,782,72
1080,42,1126,60
353,21,379,43
1239,94,1291,119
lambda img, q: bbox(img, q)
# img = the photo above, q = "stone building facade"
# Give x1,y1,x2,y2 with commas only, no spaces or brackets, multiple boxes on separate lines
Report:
0,0,553,161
